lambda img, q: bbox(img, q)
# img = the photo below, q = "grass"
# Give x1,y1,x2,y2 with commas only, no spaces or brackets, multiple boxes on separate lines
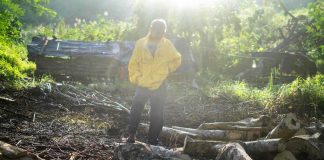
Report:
205,74,324,118
207,81,273,106
271,74,324,116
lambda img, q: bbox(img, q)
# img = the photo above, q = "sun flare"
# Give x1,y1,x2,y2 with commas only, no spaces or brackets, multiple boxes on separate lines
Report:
147,0,216,10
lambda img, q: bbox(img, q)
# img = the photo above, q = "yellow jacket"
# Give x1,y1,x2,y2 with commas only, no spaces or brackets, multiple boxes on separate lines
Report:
128,36,181,90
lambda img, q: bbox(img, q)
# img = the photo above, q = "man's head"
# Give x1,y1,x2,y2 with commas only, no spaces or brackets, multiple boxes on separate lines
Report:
149,19,167,41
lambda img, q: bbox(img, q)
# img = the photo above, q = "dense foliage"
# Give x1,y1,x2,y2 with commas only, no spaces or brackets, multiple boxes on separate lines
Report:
0,0,54,87
31,17,135,42
26,0,323,76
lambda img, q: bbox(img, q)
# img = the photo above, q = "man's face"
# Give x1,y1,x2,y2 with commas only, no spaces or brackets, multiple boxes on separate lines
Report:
150,27,165,40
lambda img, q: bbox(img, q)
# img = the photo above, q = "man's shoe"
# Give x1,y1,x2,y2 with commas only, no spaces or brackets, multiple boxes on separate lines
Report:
126,134,135,143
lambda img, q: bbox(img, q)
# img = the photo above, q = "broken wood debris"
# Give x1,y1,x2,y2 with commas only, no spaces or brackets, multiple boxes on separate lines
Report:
0,141,42,160
118,113,324,160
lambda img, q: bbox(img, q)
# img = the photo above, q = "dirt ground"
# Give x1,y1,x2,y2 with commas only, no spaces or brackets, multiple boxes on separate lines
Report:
0,82,271,159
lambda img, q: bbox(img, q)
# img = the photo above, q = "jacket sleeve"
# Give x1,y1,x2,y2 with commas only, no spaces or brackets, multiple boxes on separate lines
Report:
168,42,182,73
128,42,142,85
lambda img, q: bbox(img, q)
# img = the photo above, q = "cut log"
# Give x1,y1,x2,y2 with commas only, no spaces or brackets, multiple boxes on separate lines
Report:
183,136,225,156
305,121,324,135
138,123,197,145
114,141,191,160
0,141,41,160
172,126,261,141
319,131,324,142
213,139,285,160
285,134,324,160
199,125,268,132
215,143,252,160
183,137,284,159
198,115,272,130
244,138,285,154
273,150,297,160
266,113,300,140
0,141,27,159
244,139,286,160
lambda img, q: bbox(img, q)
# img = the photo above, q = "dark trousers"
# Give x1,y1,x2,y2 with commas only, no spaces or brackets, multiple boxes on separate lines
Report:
128,83,167,142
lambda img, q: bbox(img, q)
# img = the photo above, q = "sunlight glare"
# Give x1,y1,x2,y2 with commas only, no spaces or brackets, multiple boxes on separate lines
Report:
174,0,215,9
173,0,198,9
147,0,216,10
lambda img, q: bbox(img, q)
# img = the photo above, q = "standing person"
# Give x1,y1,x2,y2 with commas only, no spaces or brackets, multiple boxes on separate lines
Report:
127,19,182,145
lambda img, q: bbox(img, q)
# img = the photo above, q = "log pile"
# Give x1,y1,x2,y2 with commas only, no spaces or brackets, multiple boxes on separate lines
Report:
116,113,324,160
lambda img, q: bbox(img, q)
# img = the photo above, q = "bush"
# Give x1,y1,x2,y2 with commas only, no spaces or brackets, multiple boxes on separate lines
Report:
271,74,324,116
0,40,36,87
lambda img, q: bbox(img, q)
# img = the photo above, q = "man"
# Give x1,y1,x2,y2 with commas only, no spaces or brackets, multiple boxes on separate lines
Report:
127,19,182,145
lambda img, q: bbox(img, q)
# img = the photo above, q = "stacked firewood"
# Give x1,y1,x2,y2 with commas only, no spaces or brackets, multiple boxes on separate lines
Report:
116,113,324,160
29,54,123,81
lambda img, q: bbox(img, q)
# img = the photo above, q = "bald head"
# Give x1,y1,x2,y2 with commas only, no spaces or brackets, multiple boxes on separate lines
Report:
151,19,167,32
149,19,167,41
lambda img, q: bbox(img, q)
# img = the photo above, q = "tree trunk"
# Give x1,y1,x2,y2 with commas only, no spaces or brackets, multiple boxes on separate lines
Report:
198,115,272,130
215,143,252,160
138,123,197,145
183,136,225,156
244,139,286,160
183,137,284,159
266,113,300,140
172,126,261,141
285,134,324,160
199,125,268,132
244,138,285,153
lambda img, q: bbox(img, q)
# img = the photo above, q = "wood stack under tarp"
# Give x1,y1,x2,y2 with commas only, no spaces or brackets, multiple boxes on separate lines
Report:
116,113,324,160
27,36,135,81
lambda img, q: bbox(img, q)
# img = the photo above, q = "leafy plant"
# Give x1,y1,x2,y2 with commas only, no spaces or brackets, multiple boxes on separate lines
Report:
0,40,36,87
271,74,324,116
